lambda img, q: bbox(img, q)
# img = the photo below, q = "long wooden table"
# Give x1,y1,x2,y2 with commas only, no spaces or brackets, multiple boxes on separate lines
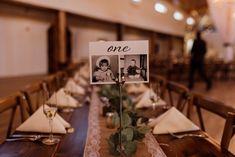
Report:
0,93,234,157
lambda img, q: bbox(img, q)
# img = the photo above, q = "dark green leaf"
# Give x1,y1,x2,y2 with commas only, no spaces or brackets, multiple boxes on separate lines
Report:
112,112,120,126
122,127,133,141
137,127,150,134
122,112,132,127
108,133,121,155
124,141,137,156
133,128,145,140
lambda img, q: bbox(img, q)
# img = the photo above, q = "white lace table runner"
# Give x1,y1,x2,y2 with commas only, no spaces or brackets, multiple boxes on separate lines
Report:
83,89,167,157
83,89,101,157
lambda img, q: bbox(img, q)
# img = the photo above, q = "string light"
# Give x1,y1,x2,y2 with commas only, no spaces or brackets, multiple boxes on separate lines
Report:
173,11,184,21
154,2,168,14
186,17,195,25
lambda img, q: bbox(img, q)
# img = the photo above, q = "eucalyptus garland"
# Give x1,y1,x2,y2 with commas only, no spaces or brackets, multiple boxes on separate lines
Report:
99,85,149,156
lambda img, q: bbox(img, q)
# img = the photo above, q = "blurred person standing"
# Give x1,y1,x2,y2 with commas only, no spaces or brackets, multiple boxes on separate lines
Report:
188,31,212,90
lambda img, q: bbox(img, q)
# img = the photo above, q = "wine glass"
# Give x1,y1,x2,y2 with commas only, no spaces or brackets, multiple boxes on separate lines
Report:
63,88,75,112
150,83,161,110
149,83,156,110
42,91,60,145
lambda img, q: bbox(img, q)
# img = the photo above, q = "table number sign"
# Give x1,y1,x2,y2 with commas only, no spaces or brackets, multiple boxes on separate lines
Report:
89,40,149,84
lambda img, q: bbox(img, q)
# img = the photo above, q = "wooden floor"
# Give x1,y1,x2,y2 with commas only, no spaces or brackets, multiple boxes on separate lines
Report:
0,75,234,154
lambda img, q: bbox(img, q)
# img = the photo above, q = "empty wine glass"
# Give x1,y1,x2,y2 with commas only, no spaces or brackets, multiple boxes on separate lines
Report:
42,91,60,145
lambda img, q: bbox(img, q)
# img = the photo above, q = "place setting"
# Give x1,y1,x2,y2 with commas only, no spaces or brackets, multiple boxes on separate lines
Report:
6,90,74,145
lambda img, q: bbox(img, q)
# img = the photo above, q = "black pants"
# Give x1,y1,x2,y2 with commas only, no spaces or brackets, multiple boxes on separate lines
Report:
188,60,211,89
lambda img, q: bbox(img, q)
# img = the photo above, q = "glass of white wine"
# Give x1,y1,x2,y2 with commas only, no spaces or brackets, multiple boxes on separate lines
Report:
42,91,60,145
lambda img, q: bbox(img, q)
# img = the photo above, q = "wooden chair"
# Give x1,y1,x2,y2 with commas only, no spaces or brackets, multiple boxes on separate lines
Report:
165,81,190,116
221,112,235,150
22,81,45,115
43,74,58,94
150,74,166,99
190,92,235,131
0,92,28,139
55,70,68,89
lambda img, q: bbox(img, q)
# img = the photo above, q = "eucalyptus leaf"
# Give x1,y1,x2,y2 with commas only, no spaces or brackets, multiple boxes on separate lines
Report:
108,133,121,155
133,128,145,140
122,112,132,127
122,127,133,141
137,127,150,134
112,112,120,126
124,141,137,156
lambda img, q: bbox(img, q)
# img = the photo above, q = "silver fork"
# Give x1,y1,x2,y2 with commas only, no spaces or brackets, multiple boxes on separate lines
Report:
6,135,42,142
169,132,207,139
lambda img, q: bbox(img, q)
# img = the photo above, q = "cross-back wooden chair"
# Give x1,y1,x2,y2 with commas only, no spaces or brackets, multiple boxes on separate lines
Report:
190,92,235,131
190,92,235,149
221,112,235,150
55,70,68,89
165,81,190,116
44,74,58,95
150,74,166,99
22,81,45,115
0,92,28,140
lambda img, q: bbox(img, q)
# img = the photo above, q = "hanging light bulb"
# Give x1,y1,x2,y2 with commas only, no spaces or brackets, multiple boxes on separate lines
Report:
186,17,195,25
154,2,168,14
173,11,184,21
132,0,142,2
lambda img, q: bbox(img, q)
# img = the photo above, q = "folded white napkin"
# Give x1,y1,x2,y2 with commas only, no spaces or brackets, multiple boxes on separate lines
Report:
16,106,70,134
135,89,166,109
149,107,199,134
47,88,78,108
126,83,149,94
64,79,85,95
73,73,88,86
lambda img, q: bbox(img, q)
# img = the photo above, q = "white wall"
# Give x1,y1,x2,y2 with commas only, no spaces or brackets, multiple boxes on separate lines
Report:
69,17,116,61
15,0,186,36
0,3,53,77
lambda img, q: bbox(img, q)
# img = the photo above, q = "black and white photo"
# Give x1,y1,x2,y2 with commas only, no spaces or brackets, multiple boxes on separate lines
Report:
89,40,149,84
120,54,148,83
91,55,118,84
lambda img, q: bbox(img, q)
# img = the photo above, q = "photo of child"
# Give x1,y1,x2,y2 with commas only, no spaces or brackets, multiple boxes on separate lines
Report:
127,59,141,79
92,55,118,83
121,54,148,83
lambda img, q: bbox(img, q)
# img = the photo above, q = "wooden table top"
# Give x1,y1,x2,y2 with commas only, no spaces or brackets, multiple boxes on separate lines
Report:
0,94,234,157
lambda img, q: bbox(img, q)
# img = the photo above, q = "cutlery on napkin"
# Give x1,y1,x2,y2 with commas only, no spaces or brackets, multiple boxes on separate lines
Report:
16,105,70,134
47,88,80,108
149,107,199,134
64,79,85,95
135,89,166,109
73,73,88,87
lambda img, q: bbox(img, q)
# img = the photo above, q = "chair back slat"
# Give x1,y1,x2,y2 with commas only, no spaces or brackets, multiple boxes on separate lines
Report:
150,74,166,99
193,93,232,118
23,81,44,114
165,81,190,116
44,75,58,95
0,92,26,141
221,112,235,149
55,71,68,89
